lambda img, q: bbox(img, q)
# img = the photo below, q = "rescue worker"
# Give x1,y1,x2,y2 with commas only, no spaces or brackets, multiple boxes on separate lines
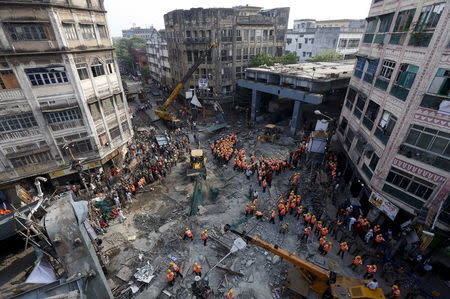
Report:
319,227,329,240
321,242,332,256
256,210,264,221
318,236,327,253
183,227,193,241
201,229,208,246
363,264,377,279
169,262,183,277
304,213,311,226
350,255,363,270
390,285,401,298
374,234,385,247
279,206,286,221
244,204,251,217
289,200,296,214
296,205,304,220
315,221,323,235
167,269,175,286
310,215,317,226
251,204,256,216
193,262,202,277
373,224,381,234
227,289,235,299
262,179,267,192
301,226,311,241
338,242,349,259
270,209,276,224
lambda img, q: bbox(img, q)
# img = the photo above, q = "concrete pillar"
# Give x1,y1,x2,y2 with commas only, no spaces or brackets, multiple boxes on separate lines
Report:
289,100,302,135
251,89,261,121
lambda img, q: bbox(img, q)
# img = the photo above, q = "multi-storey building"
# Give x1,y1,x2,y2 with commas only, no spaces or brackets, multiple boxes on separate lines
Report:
337,0,449,233
285,19,365,61
164,6,289,103
122,26,157,40
146,30,172,89
0,0,133,187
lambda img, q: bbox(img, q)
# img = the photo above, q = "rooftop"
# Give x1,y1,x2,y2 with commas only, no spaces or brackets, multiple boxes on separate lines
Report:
245,60,356,82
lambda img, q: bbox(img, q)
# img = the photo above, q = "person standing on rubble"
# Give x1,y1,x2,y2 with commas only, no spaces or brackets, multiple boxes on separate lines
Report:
338,242,349,259
226,289,235,299
184,228,193,241
303,213,311,226
244,204,251,217
301,226,311,241
321,242,332,256
296,205,304,220
117,208,126,223
350,255,363,270
193,262,202,277
279,206,286,221
201,229,208,246
256,210,264,221
270,210,276,224
167,269,175,286
169,262,183,278
262,179,267,193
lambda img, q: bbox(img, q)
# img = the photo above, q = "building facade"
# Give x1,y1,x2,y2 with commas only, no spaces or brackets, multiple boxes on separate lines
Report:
0,0,133,186
285,19,365,61
122,26,157,40
146,30,172,89
164,6,289,103
337,0,449,232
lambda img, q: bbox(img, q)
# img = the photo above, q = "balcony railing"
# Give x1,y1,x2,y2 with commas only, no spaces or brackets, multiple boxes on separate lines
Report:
49,119,84,131
398,144,450,172
389,33,407,45
420,93,450,114
0,88,25,101
184,37,212,44
0,128,41,142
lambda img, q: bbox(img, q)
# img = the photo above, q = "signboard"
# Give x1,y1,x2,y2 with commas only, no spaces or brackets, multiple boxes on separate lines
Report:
369,191,399,220
15,185,33,204
198,78,208,89
315,119,329,131
190,94,202,108
185,91,193,99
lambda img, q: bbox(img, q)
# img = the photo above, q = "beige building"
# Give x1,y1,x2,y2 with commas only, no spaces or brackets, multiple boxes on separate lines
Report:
337,0,449,232
164,6,289,103
0,0,133,186
146,30,172,89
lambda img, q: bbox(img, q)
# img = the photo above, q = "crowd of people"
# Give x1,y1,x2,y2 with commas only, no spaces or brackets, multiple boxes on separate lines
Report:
210,134,237,163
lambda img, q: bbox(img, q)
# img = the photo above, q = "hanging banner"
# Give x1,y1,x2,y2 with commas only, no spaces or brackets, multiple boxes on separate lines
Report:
369,191,399,220
198,78,208,89
190,94,202,108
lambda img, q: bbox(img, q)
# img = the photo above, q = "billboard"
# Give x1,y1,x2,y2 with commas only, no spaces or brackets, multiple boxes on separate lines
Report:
369,191,399,220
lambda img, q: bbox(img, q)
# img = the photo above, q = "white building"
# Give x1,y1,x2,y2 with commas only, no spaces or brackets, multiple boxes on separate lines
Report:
285,19,365,62
146,30,172,89
337,0,449,233
0,0,133,186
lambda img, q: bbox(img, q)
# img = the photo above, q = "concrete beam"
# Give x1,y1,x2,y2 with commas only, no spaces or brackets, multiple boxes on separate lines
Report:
237,79,323,104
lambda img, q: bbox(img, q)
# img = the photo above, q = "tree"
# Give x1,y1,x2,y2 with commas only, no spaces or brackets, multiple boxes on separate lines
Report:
249,53,299,67
113,37,146,73
306,50,343,62
140,66,150,79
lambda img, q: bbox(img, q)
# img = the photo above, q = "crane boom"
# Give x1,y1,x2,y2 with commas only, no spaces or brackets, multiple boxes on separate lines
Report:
156,41,217,121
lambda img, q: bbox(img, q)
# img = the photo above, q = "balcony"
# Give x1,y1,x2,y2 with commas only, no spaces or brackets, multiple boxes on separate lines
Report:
389,33,407,45
373,33,385,44
398,144,450,172
184,37,212,44
49,119,84,131
0,88,25,101
420,93,450,115
0,128,41,143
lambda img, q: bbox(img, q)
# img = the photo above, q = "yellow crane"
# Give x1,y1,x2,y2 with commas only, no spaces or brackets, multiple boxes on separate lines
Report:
155,41,217,123
224,224,385,299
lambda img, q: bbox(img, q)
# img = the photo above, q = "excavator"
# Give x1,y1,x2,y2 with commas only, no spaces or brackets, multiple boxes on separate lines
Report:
155,41,217,124
224,224,385,299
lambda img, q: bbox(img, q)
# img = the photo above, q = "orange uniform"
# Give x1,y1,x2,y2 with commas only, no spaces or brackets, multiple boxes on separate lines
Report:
352,256,362,265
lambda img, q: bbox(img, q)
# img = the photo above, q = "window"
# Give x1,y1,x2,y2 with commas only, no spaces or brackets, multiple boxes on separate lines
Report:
72,139,93,154
286,38,292,45
375,60,396,90
243,30,249,42
76,64,89,80
80,24,96,40
97,24,108,39
363,59,379,84
298,43,302,49
354,56,366,78
409,3,445,47
186,30,191,38
0,70,20,90
347,39,360,48
187,50,192,62
46,108,82,123
250,30,255,42
304,38,308,44
101,97,114,115
121,121,130,134
98,133,108,146
338,117,348,134
363,18,378,43
399,125,450,171
362,100,380,131
0,112,38,132
63,23,77,40
25,67,68,86
106,59,115,74
345,128,355,149
310,38,314,44
353,93,367,119
115,94,124,109
109,126,120,139
89,102,101,120
421,68,450,113
368,153,379,171
374,110,397,145
345,87,357,110
389,9,415,45
5,23,48,41
385,167,435,201
390,63,418,100
243,48,248,60
338,39,347,48
91,63,105,77
10,151,53,168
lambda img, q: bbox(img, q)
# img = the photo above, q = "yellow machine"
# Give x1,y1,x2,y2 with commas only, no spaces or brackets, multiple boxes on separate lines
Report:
257,124,281,143
224,225,385,299
187,149,207,177
155,41,217,123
